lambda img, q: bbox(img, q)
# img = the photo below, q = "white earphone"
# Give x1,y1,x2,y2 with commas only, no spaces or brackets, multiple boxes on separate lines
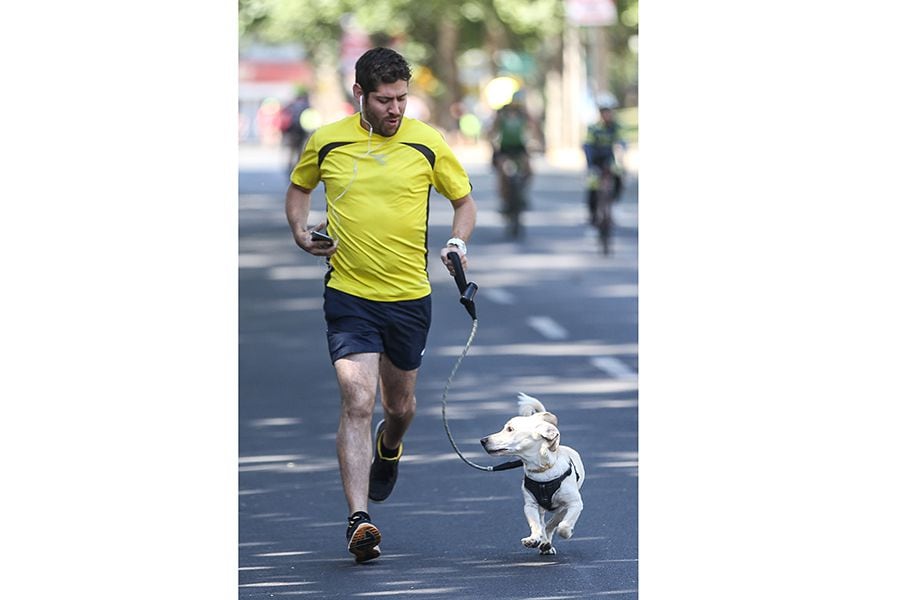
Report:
332,91,378,206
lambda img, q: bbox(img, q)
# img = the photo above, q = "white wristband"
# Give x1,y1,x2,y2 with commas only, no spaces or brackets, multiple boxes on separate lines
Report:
446,237,467,255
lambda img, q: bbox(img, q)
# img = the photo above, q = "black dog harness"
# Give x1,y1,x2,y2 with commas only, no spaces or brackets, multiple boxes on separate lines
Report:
523,462,579,511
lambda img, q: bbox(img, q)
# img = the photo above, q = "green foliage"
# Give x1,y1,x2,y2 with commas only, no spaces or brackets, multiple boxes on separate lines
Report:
240,0,569,63
492,0,564,37
615,106,638,143
239,0,354,61
607,0,639,102
239,0,639,111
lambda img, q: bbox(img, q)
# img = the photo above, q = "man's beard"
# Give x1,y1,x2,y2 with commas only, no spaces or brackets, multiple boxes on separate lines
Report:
363,106,402,137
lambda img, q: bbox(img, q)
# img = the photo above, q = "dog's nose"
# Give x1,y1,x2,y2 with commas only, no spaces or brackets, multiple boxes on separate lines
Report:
480,437,488,447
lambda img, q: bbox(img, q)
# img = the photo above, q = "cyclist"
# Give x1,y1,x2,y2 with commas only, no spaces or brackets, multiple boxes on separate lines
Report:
583,95,625,225
489,93,534,212
280,90,313,175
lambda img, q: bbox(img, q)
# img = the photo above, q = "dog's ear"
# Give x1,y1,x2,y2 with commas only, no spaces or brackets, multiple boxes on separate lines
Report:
517,392,537,416
540,412,558,427
536,422,560,452
517,392,546,416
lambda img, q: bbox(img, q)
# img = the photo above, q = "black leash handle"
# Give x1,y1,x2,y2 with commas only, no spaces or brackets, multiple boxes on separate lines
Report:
447,251,478,319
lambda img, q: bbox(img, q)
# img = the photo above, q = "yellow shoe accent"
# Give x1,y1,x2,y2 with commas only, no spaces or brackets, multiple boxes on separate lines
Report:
377,431,403,461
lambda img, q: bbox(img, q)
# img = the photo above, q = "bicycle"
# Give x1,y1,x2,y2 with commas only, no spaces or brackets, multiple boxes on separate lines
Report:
497,153,530,239
589,161,622,255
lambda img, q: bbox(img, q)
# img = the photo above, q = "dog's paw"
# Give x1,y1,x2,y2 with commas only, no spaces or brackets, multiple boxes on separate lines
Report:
556,524,574,539
522,536,542,548
538,543,556,555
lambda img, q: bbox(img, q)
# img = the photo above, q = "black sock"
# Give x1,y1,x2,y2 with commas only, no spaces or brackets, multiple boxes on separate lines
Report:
379,437,400,459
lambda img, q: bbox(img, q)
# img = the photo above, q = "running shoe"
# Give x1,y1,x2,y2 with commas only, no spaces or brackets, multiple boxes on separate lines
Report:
346,511,381,563
368,420,402,502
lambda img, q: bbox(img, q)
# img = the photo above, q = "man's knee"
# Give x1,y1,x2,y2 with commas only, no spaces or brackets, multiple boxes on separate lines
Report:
340,389,376,422
342,405,373,425
383,394,416,421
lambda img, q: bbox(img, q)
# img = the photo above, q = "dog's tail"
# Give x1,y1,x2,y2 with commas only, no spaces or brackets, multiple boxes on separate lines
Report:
517,392,547,416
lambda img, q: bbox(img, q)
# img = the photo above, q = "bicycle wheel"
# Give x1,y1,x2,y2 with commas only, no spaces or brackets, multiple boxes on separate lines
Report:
595,176,614,254
505,173,523,239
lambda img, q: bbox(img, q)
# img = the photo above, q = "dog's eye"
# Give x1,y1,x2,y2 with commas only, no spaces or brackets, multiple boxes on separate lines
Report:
506,426,514,432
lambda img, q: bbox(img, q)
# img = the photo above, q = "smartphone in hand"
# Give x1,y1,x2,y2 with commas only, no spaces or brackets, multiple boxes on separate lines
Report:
310,230,334,243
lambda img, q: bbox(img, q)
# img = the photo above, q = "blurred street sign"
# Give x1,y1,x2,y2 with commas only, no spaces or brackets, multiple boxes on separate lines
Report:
238,61,311,83
566,0,617,26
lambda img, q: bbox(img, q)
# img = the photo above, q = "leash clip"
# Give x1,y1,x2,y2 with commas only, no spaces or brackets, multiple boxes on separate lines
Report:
492,459,523,472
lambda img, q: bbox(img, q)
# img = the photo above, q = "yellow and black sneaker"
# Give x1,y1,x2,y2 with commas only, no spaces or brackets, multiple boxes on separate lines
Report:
346,511,381,563
368,420,402,502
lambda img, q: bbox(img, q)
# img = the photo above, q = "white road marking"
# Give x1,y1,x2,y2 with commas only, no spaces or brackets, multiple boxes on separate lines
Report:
484,288,516,305
592,284,639,298
577,399,638,409
238,582,312,588
239,454,305,464
527,316,569,340
354,588,466,596
434,342,638,356
268,265,329,281
269,298,323,311
591,356,638,380
612,204,638,228
248,418,303,427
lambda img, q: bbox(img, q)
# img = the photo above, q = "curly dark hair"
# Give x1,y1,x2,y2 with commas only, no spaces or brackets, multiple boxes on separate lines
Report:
355,47,412,98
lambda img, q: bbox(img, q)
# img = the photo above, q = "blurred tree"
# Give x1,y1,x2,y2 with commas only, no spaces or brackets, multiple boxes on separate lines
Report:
239,0,638,125
239,0,352,65
608,0,638,104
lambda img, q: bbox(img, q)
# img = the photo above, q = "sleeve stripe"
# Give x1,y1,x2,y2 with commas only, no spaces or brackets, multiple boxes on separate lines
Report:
402,142,436,168
318,141,355,168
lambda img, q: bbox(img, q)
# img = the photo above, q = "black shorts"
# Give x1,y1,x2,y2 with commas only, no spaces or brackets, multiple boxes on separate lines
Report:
323,287,432,371
492,146,528,165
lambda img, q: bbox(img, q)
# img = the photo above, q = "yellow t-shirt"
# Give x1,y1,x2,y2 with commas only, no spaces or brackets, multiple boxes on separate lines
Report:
291,115,472,302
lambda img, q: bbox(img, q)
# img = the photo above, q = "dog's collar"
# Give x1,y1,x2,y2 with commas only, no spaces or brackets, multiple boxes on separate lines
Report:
523,462,579,511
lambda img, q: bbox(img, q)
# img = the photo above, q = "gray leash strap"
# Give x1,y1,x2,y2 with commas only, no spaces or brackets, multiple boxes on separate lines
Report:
440,319,521,473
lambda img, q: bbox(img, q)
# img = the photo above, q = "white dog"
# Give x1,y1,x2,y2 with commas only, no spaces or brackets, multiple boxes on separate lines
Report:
480,393,585,555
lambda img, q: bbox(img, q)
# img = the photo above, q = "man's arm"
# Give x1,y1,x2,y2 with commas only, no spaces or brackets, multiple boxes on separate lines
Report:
440,193,477,275
582,125,597,168
286,183,336,256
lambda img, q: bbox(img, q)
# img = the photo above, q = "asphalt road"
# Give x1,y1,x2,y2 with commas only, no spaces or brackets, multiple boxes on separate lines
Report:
239,146,639,599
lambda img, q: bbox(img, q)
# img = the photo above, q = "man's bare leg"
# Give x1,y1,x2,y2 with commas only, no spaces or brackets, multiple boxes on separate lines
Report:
377,355,418,451
334,353,380,514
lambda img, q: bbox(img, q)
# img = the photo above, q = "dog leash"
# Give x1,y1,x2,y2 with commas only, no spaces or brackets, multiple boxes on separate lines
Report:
443,252,522,473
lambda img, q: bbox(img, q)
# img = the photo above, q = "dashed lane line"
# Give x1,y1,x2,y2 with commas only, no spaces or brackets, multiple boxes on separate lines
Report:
591,356,638,380
527,316,569,340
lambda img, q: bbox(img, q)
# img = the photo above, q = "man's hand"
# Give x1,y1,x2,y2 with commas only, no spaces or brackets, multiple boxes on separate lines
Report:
295,221,337,257
440,244,467,276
